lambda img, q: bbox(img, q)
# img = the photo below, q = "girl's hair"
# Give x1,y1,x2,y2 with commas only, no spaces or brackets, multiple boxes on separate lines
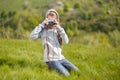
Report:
57,31,62,47
47,11,58,21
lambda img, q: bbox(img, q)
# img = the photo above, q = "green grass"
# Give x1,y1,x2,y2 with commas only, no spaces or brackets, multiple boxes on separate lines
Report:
0,0,48,11
0,39,120,80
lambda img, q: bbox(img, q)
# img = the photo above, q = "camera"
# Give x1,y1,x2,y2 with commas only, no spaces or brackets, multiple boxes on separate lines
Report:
48,20,55,26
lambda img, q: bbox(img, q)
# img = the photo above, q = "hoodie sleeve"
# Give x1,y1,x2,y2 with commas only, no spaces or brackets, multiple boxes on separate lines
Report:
30,22,45,39
56,25,69,44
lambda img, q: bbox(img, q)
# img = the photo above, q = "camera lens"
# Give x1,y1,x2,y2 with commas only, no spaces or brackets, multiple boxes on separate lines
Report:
48,20,55,26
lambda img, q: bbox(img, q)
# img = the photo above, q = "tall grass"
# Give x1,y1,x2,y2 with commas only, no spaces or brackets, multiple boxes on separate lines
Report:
0,39,120,80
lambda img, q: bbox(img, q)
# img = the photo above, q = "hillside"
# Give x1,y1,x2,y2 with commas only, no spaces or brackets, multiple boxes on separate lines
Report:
0,0,120,47
0,1,120,79
0,0,48,11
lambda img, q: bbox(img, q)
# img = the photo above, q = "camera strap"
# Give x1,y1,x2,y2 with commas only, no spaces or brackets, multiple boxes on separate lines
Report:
46,27,50,61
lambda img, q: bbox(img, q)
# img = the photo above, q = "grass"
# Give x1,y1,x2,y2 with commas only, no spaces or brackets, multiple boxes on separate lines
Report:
0,39,120,80
0,0,48,11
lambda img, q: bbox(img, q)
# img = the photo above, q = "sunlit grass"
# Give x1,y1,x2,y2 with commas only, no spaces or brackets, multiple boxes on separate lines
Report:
0,39,120,80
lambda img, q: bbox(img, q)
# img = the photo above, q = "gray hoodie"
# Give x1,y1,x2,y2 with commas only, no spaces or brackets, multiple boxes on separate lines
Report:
30,9,69,62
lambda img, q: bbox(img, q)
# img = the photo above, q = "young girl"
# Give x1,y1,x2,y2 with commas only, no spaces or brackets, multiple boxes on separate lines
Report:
30,9,79,76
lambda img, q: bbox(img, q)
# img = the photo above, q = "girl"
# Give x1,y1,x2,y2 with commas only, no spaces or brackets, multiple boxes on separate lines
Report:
30,9,79,76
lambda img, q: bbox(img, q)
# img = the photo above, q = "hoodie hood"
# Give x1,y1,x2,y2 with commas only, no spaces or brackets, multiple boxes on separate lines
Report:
45,9,59,22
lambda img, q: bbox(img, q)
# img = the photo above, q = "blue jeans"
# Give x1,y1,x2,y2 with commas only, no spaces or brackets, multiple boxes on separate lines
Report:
46,59,79,76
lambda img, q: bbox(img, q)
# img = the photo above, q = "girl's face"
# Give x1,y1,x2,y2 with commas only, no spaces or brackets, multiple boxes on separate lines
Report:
47,12,57,21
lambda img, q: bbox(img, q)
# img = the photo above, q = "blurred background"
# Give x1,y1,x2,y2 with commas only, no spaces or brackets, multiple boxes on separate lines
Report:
0,0,120,47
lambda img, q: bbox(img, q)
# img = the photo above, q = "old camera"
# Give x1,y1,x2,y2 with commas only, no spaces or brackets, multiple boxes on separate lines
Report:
48,20,55,26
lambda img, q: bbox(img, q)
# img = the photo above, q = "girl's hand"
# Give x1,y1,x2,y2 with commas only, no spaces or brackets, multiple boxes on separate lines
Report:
52,19,59,28
54,19,59,25
44,18,49,26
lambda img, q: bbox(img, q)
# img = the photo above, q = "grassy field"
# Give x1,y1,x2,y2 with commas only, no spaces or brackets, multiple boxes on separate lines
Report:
0,39,120,80
0,0,48,11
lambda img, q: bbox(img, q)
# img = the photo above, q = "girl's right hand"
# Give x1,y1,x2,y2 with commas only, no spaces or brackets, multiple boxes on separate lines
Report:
44,18,49,26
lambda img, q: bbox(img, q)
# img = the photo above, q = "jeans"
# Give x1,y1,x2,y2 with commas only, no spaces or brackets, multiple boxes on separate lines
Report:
46,59,79,76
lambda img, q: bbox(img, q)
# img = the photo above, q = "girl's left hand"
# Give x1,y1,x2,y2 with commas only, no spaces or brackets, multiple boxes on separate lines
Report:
52,20,59,28
54,19,59,25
